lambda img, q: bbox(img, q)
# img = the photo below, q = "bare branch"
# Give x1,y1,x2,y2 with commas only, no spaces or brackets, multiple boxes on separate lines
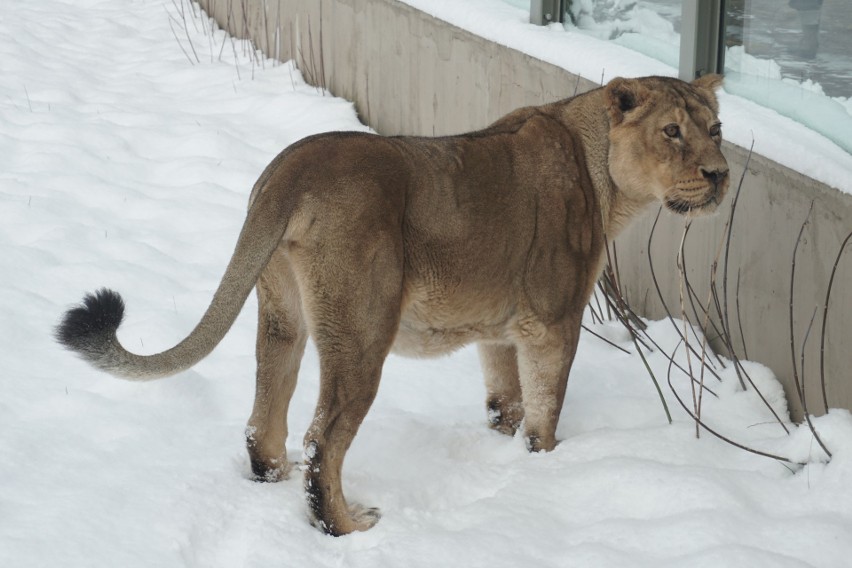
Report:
789,202,832,459
646,207,723,382
819,229,852,413
634,334,672,424
666,340,800,466
582,324,632,355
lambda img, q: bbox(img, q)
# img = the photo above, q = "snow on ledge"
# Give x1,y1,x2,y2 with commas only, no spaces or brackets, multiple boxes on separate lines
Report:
398,0,852,194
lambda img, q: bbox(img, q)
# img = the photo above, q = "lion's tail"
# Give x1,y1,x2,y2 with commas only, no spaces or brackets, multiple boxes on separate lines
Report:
55,184,292,381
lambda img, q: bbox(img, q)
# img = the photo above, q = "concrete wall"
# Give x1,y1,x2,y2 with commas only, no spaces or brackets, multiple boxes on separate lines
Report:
197,0,852,420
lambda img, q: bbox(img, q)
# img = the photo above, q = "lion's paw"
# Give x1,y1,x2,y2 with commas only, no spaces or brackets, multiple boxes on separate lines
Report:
308,503,381,535
249,457,293,483
348,503,382,531
487,399,524,436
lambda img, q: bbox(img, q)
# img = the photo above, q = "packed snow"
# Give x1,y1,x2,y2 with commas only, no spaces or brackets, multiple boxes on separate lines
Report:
401,0,852,194
2,1,852,567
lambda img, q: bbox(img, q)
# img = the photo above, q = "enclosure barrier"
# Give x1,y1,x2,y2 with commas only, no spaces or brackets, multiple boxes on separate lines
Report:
195,0,852,420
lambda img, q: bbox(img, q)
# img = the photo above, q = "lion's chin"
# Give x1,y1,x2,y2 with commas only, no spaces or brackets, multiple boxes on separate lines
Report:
664,191,721,217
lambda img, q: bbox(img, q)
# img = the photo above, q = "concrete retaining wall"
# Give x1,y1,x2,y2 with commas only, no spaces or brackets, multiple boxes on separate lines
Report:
198,0,852,420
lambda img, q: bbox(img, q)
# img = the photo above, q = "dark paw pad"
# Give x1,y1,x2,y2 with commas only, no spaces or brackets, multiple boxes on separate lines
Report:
487,398,523,436
250,458,289,482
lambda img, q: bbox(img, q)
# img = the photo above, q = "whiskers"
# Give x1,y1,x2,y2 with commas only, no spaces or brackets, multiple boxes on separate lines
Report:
665,191,719,215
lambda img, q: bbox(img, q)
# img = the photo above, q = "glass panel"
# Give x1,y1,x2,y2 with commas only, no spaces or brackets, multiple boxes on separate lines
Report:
564,0,682,69
500,0,530,9
724,0,852,153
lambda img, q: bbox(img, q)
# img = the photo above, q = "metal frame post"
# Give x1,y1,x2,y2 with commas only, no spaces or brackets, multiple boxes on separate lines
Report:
530,0,565,26
680,0,727,80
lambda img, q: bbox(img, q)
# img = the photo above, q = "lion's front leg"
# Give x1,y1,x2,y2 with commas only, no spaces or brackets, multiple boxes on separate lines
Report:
478,342,524,436
514,318,581,452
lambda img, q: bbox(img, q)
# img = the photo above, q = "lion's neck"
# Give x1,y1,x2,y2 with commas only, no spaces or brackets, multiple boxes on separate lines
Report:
558,90,653,239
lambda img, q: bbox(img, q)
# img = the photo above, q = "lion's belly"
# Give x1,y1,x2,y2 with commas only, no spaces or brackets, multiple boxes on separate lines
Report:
391,320,487,358
392,296,512,358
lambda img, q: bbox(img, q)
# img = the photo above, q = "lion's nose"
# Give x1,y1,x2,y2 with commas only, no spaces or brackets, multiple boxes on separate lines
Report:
700,167,728,186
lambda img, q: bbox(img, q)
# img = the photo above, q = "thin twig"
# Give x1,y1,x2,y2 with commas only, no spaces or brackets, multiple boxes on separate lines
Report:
653,178,789,433
710,140,754,391
318,2,326,92
590,290,605,324
790,204,811,405
721,140,753,360
735,268,749,360
676,219,700,438
171,0,200,63
680,223,727,369
819,229,852,413
598,276,652,351
633,334,672,424
605,282,719,399
612,240,623,300
598,238,718,403
572,74,582,97
709,276,790,433
218,0,231,62
168,18,195,65
582,324,632,355
800,306,818,386
262,0,270,68
276,0,282,63
789,202,832,459
666,340,799,467
647,207,723,382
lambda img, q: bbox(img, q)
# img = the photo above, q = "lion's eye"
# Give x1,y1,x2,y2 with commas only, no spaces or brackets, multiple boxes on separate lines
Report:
709,123,722,137
663,123,680,138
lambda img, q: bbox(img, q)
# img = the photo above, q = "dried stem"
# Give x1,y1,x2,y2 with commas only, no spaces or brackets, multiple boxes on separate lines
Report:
721,141,753,363
647,207,723,383
598,255,718,400
735,268,749,360
709,257,791,434
183,0,201,63
819,230,852,413
648,184,789,434
667,341,800,466
168,12,196,65
800,306,818,386
634,334,672,424
680,227,727,369
676,220,700,437
596,230,717,410
590,289,605,325
789,202,832,458
582,324,631,355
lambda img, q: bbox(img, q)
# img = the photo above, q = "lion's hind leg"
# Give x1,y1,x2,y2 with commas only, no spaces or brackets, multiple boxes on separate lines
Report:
299,237,404,535
303,298,401,534
246,251,307,482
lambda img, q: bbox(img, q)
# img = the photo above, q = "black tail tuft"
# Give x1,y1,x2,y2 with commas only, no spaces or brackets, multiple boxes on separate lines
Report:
55,288,125,357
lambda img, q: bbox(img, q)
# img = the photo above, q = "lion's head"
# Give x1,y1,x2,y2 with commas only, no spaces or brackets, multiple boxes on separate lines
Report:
604,75,729,217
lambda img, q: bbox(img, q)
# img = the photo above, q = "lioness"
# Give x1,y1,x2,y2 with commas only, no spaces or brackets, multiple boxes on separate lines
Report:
57,75,728,536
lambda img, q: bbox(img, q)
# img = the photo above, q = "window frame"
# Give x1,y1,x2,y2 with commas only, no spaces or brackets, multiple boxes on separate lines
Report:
680,0,726,80
530,0,727,80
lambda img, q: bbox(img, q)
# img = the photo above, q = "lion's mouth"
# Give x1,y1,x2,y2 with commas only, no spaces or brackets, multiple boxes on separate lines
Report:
665,190,720,215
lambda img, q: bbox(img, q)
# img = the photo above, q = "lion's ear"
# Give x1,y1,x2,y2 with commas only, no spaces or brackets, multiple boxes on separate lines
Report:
605,77,648,125
692,74,723,113
692,73,724,92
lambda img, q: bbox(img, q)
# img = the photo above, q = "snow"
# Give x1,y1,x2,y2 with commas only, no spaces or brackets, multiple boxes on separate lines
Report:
2,0,852,566
401,0,852,194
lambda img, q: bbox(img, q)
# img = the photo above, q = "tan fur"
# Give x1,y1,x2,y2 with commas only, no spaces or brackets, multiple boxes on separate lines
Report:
57,75,728,536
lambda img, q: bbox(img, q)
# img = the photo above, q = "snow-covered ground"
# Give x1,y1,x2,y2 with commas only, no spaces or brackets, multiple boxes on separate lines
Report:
2,1,852,567
401,0,852,194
